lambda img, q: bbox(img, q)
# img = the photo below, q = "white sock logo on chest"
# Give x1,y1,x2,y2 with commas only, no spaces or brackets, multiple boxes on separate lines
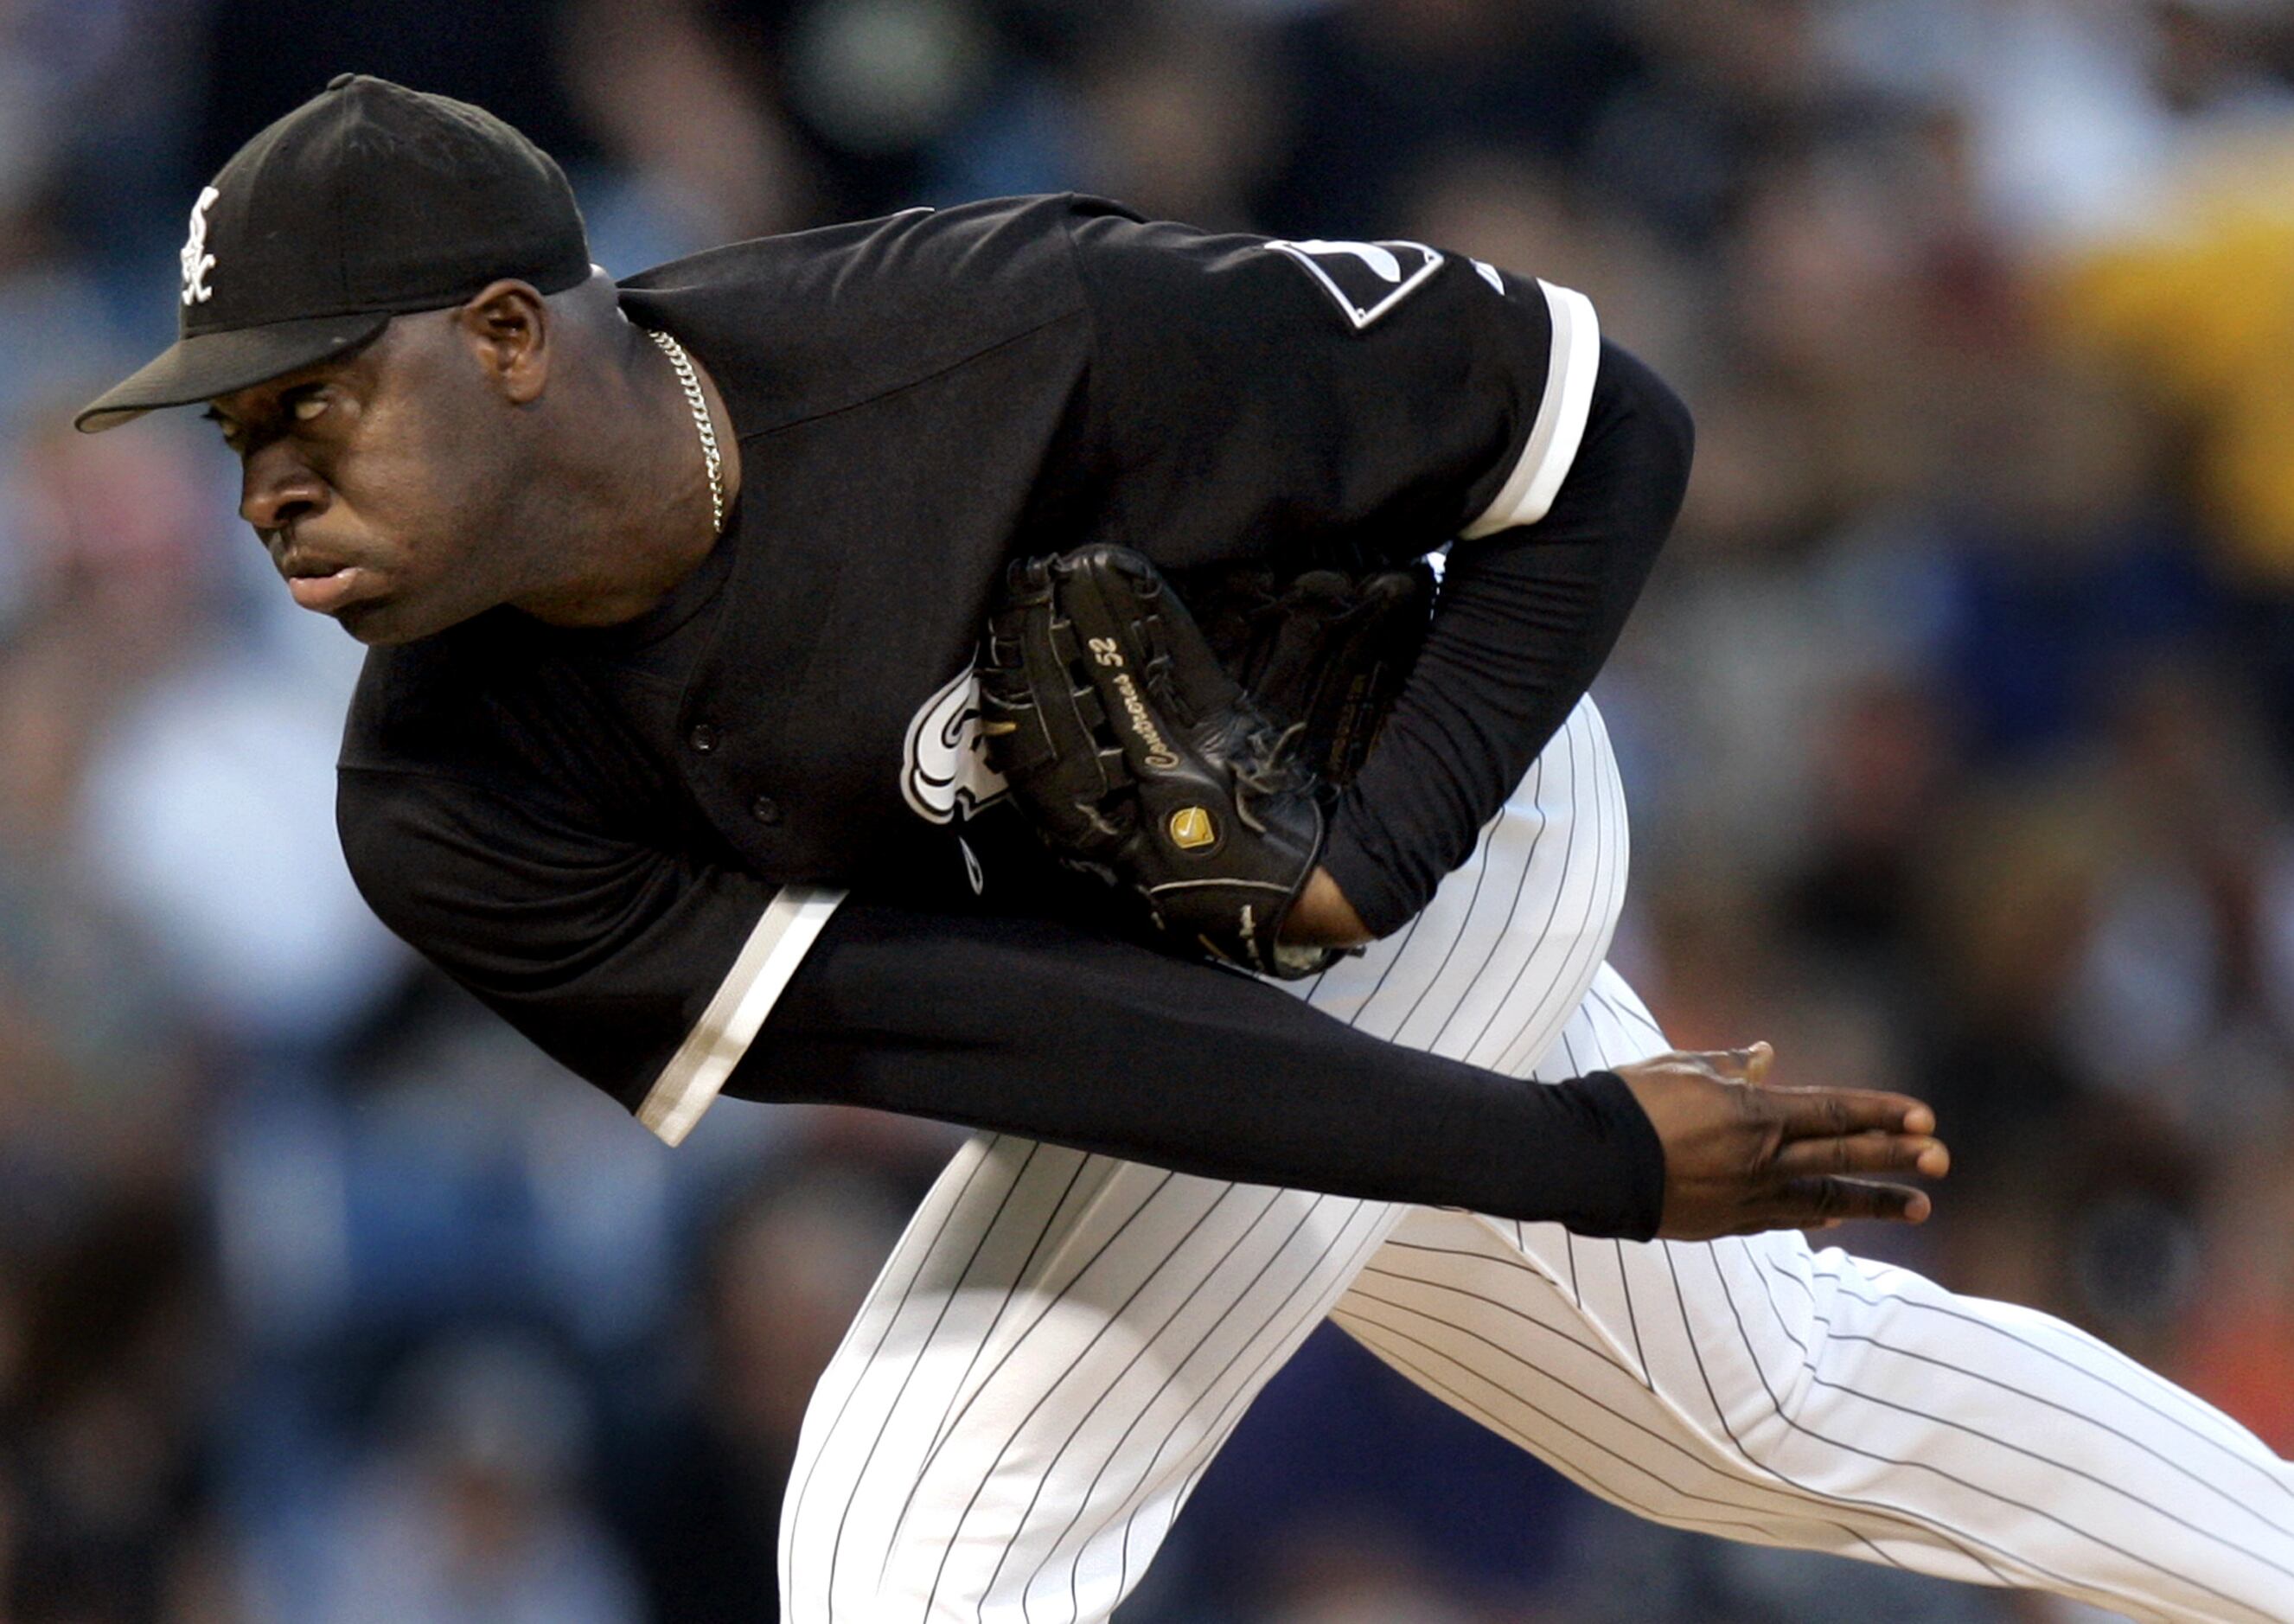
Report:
900,661,1009,825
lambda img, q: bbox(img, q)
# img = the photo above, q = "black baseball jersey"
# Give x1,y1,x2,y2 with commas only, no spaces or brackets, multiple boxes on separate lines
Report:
338,195,1686,1236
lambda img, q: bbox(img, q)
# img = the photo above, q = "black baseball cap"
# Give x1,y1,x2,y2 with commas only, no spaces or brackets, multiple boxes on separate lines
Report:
75,74,591,432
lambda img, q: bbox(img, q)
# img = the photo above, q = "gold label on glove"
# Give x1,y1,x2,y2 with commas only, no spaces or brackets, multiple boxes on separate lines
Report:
1169,806,1217,849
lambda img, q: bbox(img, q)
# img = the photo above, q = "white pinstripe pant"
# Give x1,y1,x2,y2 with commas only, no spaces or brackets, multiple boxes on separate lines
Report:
779,699,2294,1623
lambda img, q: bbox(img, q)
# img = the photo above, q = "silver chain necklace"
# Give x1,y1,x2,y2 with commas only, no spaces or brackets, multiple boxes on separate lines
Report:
644,328,725,538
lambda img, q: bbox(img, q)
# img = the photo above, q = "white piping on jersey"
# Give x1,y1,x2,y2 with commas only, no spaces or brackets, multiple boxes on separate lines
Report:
1460,279,1601,540
639,883,847,1146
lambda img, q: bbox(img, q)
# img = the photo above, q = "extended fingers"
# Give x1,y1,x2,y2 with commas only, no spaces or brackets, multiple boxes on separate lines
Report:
1760,1177,1933,1231
1765,1085,1937,1140
1812,1177,1933,1224
1771,1130,1950,1180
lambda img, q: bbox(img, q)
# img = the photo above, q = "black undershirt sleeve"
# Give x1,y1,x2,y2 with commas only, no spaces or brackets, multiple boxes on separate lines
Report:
741,899,1665,1237
340,765,1664,1238
1323,342,1692,937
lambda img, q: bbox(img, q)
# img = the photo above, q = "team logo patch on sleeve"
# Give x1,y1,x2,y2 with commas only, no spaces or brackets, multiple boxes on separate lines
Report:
1262,239,1445,330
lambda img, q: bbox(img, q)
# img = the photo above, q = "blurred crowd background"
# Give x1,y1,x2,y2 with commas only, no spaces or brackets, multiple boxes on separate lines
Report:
5,0,2294,1619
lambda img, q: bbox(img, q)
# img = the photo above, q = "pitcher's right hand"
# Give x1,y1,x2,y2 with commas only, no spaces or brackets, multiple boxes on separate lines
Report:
1610,1043,1950,1241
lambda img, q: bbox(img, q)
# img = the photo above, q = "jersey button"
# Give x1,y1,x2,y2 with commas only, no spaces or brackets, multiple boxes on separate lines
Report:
750,795,783,826
687,722,719,754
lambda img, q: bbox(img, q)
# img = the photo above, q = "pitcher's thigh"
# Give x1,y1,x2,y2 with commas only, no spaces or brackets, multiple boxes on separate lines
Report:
1342,971,2294,1619
1332,1204,1927,1565
779,1132,1404,1624
1298,696,1629,1070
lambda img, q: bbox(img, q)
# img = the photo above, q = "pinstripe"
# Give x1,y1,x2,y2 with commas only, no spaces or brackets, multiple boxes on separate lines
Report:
1575,988,1658,1386
1725,1229,2284,1587
782,1135,1013,1612
1528,701,1620,1057
911,1154,1096,1464
1015,1191,1333,1615
1792,1308,2292,1539
968,1186,1291,1604
888,1165,1180,1512
780,696,2294,1624
1867,1252,2294,1477
1586,970,2259,1609
1736,1238,2289,1567
1351,1263,1601,1359
1345,959,2290,1618
1093,1200,1392,1608
1408,809,1548,1047
1883,1248,2265,1441
1339,1310,1819,1544
1340,1288,1998,1569
1355,923,2291,1622
1495,709,1620,1074
866,1153,1108,1588
1843,1521,2022,1590
1454,718,1585,1064
1335,1305,1882,1552
1344,1280,2028,1593
1422,775,1550,1041
1492,716,1609,1071
1665,1240,2184,1621
825,1140,1059,1603
848,827,1531,1615
831,718,1608,1615
1872,1252,2288,1465
1850,1531,1905,1570
1615,1237,1652,1387
1416,798,1551,1045
1339,798,1523,1041
1333,905,1430,1033
1384,817,1505,1041
1782,1335,2294,1581
1586,981,1663,1046
1336,1252,2019,1563
1116,1203,1396,1589
1778,1258,2294,1521
908,1176,1237,1610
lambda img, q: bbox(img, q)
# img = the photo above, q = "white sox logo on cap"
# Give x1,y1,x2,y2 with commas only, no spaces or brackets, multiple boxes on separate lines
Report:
81,76,595,432
179,186,220,307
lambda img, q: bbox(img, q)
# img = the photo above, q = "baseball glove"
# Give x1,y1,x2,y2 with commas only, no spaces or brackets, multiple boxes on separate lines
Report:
978,544,1339,978
1185,559,1436,788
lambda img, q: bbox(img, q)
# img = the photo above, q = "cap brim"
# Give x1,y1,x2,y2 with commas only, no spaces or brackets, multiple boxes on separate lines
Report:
74,310,394,432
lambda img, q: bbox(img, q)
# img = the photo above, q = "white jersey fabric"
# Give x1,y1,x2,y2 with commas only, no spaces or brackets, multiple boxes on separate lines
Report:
779,697,2294,1624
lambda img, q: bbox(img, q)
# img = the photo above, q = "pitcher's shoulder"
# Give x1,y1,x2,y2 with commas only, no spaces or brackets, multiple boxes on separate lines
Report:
615,195,1129,433
337,615,549,779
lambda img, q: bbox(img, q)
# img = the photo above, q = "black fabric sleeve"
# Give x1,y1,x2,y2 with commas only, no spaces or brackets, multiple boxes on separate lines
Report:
339,765,1664,1237
338,764,783,1096
1323,342,1692,936
744,899,1664,1236
1065,208,1556,565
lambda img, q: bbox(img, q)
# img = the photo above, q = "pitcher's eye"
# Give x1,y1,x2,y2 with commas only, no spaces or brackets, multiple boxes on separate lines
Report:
291,393,329,423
